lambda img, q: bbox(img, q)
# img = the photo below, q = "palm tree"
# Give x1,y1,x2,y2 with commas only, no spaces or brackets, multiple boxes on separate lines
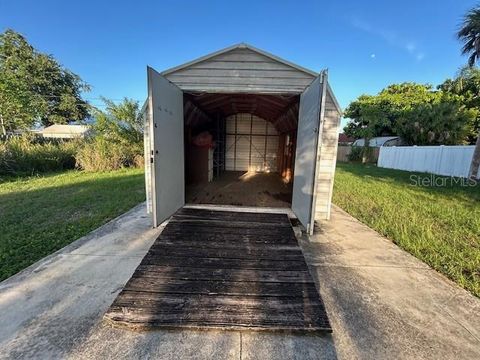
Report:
458,6,480,179
458,6,480,67
470,136,480,179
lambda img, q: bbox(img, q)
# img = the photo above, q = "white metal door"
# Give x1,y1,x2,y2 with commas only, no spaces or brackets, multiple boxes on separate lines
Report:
291,72,327,234
147,66,185,227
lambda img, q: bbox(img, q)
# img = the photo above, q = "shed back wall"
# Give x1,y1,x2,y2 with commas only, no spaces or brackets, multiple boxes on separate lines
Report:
225,114,279,172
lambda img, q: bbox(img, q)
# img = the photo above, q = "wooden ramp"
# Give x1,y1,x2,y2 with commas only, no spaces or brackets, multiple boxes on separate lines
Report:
104,208,331,332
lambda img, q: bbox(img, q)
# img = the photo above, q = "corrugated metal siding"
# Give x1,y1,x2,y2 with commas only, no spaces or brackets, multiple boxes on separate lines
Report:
164,48,314,94
315,91,341,221
225,114,279,172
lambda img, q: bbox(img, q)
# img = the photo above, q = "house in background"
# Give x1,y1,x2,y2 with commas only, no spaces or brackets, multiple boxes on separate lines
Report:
352,136,402,147
338,133,355,145
41,124,91,139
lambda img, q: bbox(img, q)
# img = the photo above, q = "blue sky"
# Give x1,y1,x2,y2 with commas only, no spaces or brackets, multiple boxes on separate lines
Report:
0,0,477,128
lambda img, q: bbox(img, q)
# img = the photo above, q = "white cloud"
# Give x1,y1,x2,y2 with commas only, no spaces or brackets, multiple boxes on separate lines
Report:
406,42,416,54
351,16,425,62
370,53,376,59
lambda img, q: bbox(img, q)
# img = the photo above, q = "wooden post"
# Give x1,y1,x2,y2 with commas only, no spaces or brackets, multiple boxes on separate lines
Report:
234,114,237,171
0,114,6,136
249,114,253,169
469,132,480,180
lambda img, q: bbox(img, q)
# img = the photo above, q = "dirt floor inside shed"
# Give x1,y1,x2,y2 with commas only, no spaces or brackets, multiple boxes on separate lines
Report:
186,171,292,207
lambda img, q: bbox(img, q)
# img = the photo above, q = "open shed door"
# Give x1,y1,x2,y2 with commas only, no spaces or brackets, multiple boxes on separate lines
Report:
291,72,327,235
148,67,185,227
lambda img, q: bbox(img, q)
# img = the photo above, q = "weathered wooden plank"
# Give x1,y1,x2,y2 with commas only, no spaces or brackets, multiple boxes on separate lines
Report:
105,313,330,332
140,255,309,271
147,245,304,261
173,212,288,223
153,238,300,251
176,208,289,223
123,277,318,298
161,224,296,238
112,291,322,310
155,237,296,249
167,218,291,229
158,232,296,245
170,211,290,224
104,208,331,332
106,306,327,327
134,266,314,283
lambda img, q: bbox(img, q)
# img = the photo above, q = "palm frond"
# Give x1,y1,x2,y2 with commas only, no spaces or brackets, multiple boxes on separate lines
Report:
458,7,480,66
469,53,477,67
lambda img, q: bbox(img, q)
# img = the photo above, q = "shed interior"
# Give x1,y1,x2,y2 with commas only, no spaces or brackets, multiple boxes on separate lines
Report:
183,92,300,208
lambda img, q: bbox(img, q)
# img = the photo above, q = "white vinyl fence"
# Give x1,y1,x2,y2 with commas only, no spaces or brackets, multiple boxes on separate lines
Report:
378,145,479,178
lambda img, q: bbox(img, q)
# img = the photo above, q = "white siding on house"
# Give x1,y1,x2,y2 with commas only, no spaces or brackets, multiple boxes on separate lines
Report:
41,124,90,139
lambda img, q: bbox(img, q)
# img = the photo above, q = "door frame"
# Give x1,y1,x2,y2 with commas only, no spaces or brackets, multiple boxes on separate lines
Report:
307,70,328,235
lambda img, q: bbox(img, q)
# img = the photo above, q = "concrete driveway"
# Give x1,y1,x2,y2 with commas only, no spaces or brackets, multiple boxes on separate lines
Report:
0,204,479,359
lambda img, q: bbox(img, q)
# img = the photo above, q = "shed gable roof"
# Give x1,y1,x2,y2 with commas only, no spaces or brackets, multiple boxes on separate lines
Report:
161,43,317,95
159,43,342,114
162,43,318,77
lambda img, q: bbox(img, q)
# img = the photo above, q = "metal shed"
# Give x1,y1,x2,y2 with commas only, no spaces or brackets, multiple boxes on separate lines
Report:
144,43,342,234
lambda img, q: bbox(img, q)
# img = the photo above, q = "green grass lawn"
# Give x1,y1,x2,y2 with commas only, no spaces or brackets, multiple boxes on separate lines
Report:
0,168,145,281
333,162,480,297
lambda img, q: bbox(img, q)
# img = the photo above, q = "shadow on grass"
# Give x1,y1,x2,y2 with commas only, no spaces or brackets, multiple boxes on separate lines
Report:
0,170,146,282
336,162,480,200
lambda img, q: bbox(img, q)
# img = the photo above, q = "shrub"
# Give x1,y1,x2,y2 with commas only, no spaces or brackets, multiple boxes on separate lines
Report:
73,97,144,172
0,135,78,175
347,146,363,162
347,146,378,163
75,137,143,172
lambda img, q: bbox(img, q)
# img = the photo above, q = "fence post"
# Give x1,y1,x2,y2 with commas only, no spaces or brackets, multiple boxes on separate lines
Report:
437,145,444,175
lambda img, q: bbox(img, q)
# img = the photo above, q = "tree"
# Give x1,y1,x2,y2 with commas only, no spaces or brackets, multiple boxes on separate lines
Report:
343,95,393,139
439,67,480,143
471,135,480,179
0,30,37,134
457,5,480,179
93,97,143,148
344,83,474,146
395,94,475,145
344,95,391,163
0,29,90,134
344,83,434,140
458,6,480,67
